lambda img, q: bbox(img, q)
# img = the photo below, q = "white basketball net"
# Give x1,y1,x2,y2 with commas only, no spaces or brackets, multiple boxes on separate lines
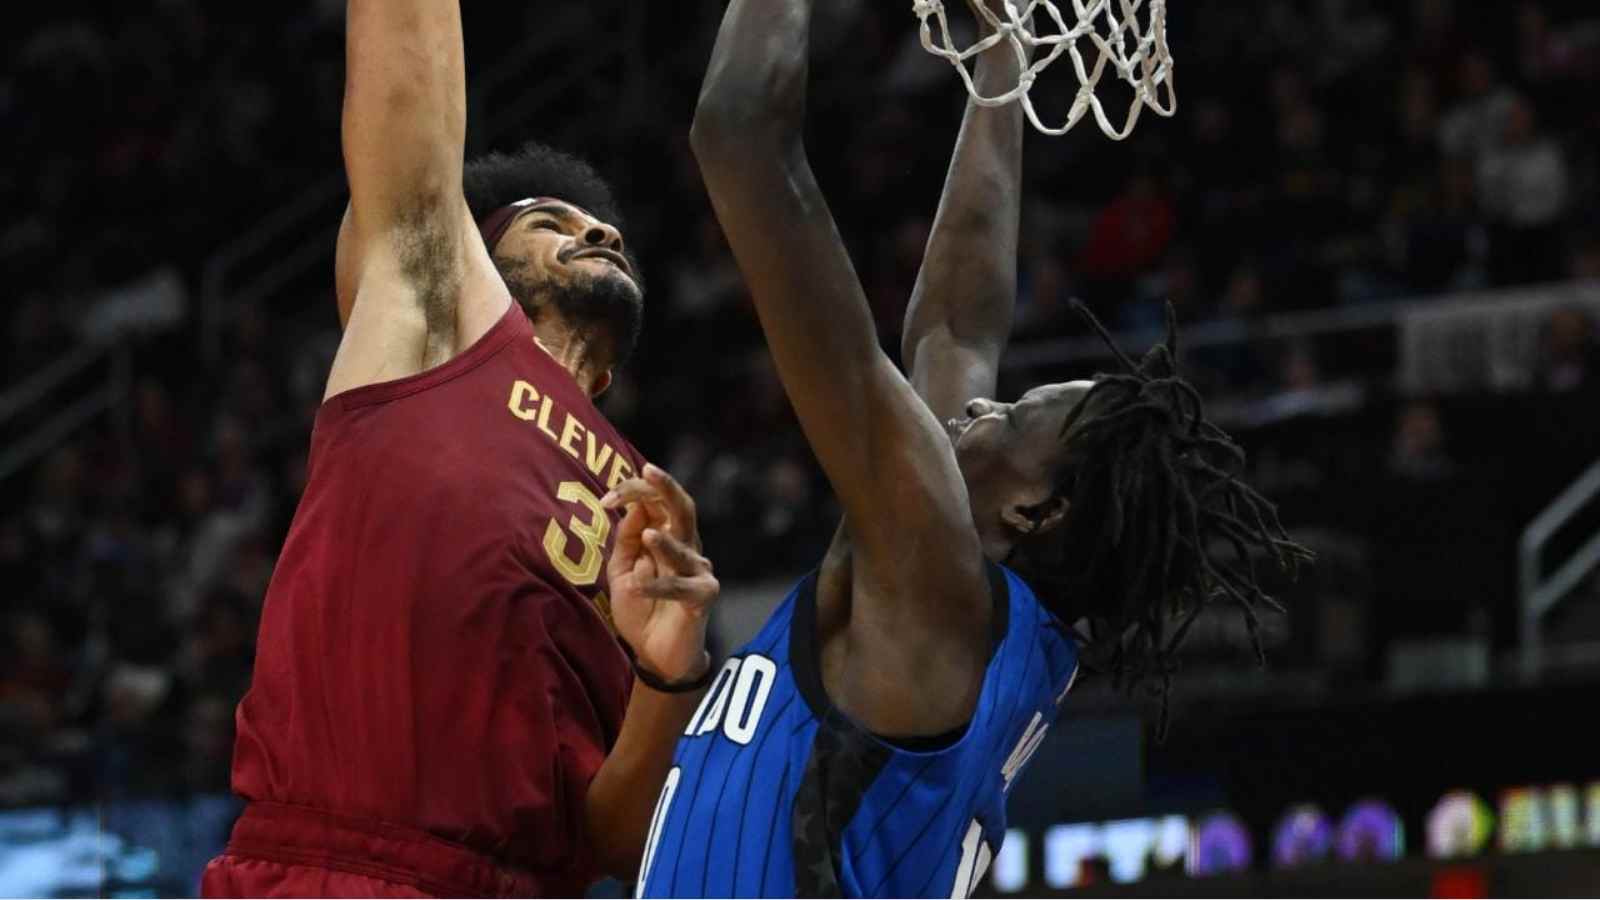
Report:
913,0,1177,139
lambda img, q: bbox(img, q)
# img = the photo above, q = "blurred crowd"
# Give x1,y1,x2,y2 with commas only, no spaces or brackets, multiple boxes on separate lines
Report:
4,0,1600,806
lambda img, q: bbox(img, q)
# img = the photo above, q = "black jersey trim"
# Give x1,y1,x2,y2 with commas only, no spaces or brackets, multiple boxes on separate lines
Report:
787,560,1013,748
788,571,829,729
986,560,1012,652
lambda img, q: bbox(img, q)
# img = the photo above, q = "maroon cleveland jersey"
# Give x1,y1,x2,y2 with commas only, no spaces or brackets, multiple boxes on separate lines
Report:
231,304,644,890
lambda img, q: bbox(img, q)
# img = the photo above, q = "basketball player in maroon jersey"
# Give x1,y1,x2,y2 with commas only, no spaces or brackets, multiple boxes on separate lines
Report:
201,2,718,896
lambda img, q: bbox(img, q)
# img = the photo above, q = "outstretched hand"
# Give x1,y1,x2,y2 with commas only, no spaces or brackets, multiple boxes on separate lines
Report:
602,465,718,688
965,0,1010,35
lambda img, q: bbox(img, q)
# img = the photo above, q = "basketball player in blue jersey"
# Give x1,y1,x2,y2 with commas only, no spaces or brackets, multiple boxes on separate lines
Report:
629,0,1314,895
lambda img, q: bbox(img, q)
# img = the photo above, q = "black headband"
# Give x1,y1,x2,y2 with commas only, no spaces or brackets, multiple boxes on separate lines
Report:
477,197,551,253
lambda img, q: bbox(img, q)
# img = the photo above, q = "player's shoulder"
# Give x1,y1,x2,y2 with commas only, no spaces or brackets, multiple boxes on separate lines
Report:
322,300,526,415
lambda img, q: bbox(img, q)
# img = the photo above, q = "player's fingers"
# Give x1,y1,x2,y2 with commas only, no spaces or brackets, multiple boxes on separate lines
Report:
643,528,712,575
641,572,719,603
642,464,699,541
601,478,664,511
602,480,677,537
612,503,649,561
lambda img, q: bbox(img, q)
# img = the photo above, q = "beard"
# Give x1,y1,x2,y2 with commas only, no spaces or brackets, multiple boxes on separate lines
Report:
501,260,644,364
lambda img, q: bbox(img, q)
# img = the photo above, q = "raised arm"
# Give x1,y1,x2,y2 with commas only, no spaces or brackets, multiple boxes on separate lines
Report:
326,0,508,394
902,0,1031,422
692,0,991,733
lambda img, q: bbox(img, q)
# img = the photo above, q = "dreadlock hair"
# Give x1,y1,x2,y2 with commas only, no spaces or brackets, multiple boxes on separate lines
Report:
1013,300,1315,738
463,140,646,366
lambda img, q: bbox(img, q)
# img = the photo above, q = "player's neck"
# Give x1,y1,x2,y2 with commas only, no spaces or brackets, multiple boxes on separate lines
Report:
969,495,1019,565
530,317,607,397
980,527,1018,569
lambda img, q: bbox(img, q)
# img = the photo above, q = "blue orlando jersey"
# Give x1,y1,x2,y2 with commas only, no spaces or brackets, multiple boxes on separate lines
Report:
637,563,1078,898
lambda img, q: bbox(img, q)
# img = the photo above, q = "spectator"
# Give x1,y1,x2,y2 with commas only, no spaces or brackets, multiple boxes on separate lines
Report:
1399,156,1488,293
1075,172,1178,302
1570,232,1600,280
1388,400,1455,481
1391,67,1441,183
1536,306,1600,393
0,612,73,748
1516,1,1600,99
1436,50,1518,161
1370,401,1494,660
182,693,237,793
1477,96,1571,284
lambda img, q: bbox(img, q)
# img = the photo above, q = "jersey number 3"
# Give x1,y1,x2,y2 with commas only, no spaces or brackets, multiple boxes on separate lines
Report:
544,481,610,586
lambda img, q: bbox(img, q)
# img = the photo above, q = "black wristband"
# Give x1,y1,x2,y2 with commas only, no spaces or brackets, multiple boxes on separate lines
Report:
623,643,716,694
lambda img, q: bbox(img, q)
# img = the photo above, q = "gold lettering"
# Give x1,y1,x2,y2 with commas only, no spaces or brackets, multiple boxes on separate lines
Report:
535,396,560,442
507,380,540,421
512,382,622,490
558,414,585,461
585,431,615,478
543,481,611,586
607,454,634,489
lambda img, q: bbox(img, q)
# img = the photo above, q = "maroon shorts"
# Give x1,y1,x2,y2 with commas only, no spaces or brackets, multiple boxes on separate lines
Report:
201,802,546,898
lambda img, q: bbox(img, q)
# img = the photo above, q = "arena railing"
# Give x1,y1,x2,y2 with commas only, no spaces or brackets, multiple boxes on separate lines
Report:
1003,294,1416,370
1518,457,1600,678
0,342,131,483
1002,279,1600,381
